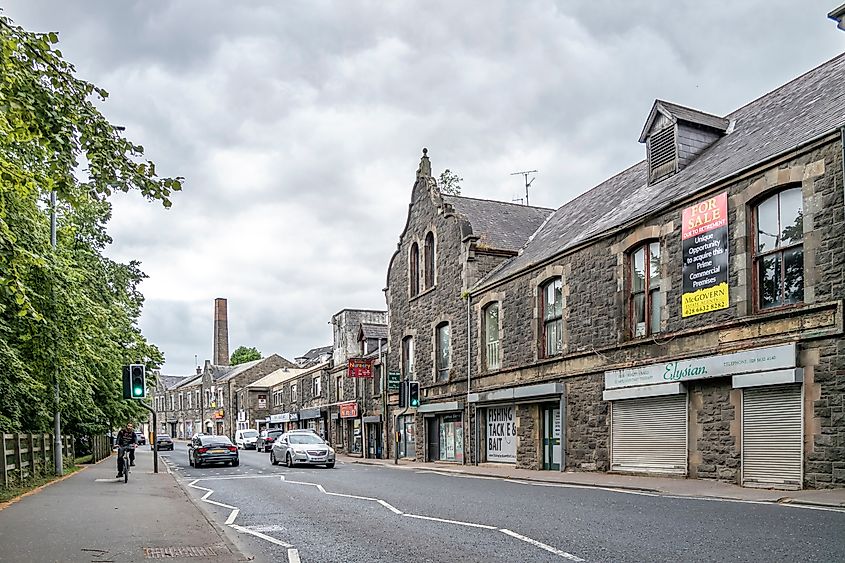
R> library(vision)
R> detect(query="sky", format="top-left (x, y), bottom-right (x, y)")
top-left (4, 1), bottom-right (843, 375)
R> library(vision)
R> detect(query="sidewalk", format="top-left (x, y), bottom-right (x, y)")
top-left (341, 455), bottom-right (845, 508)
top-left (0, 448), bottom-right (248, 563)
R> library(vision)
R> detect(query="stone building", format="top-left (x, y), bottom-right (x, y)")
top-left (238, 367), bottom-right (307, 432)
top-left (384, 151), bottom-right (553, 463)
top-left (453, 53), bottom-right (844, 490)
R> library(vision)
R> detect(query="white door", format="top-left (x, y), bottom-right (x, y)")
top-left (742, 385), bottom-right (803, 489)
top-left (611, 394), bottom-right (687, 475)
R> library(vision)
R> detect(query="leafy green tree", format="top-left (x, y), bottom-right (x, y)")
top-left (230, 346), bottom-right (262, 366)
top-left (438, 169), bottom-right (462, 196)
top-left (0, 13), bottom-right (181, 433)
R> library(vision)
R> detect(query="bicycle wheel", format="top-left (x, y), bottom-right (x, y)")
top-left (124, 458), bottom-right (129, 483)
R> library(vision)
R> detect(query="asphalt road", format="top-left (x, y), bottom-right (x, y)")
top-left (161, 443), bottom-right (845, 563)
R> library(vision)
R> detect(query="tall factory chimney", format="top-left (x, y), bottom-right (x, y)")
top-left (213, 298), bottom-right (229, 366)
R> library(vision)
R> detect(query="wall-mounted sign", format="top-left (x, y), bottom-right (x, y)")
top-left (299, 407), bottom-right (321, 420)
top-left (339, 401), bottom-right (359, 418)
top-left (269, 413), bottom-right (285, 423)
top-left (258, 395), bottom-right (267, 409)
top-left (682, 192), bottom-right (730, 317)
top-left (486, 406), bottom-right (516, 463)
top-left (387, 370), bottom-right (401, 391)
top-left (348, 358), bottom-right (374, 378)
top-left (604, 343), bottom-right (796, 389)
top-left (212, 409), bottom-right (225, 419)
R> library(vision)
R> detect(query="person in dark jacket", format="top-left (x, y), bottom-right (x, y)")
top-left (115, 423), bottom-right (138, 478)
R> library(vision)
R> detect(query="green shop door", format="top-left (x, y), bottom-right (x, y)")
top-left (543, 406), bottom-right (561, 470)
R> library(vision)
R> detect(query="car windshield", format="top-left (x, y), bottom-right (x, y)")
top-left (288, 434), bottom-right (324, 445)
top-left (268, 430), bottom-right (284, 437)
top-left (242, 430), bottom-right (258, 438)
top-left (201, 437), bottom-right (232, 446)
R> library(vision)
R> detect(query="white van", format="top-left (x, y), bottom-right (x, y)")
top-left (234, 429), bottom-right (259, 450)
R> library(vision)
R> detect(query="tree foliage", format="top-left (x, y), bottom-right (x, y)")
top-left (230, 346), bottom-right (262, 366)
top-left (0, 13), bottom-right (183, 433)
top-left (438, 169), bottom-right (462, 196)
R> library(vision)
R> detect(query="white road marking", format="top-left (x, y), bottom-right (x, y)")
top-left (287, 548), bottom-right (301, 563)
top-left (94, 478), bottom-right (117, 482)
top-left (500, 529), bottom-right (585, 562)
top-left (229, 524), bottom-right (293, 548)
top-left (245, 525), bottom-right (287, 533)
top-left (224, 509), bottom-right (240, 525)
top-left (377, 499), bottom-right (403, 515)
top-left (404, 513), bottom-right (496, 530)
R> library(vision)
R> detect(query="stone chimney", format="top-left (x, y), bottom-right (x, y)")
top-left (213, 298), bottom-right (229, 366)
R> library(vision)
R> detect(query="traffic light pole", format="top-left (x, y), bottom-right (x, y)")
top-left (138, 401), bottom-right (158, 474)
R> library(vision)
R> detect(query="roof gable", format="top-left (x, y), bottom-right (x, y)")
top-left (639, 99), bottom-right (730, 143)
top-left (442, 195), bottom-right (554, 253)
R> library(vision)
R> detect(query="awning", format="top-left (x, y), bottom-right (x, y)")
top-left (468, 382), bottom-right (563, 404)
top-left (416, 401), bottom-right (463, 414)
top-left (363, 415), bottom-right (381, 423)
top-left (299, 407), bottom-right (322, 420)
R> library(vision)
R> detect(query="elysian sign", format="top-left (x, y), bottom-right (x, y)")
top-left (604, 344), bottom-right (796, 390)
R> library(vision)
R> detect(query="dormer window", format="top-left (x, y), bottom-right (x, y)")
top-left (647, 126), bottom-right (677, 183)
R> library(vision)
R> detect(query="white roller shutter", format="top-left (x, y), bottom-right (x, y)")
top-left (611, 394), bottom-right (687, 475)
top-left (742, 385), bottom-right (803, 489)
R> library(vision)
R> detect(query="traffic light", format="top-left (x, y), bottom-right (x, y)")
top-left (123, 364), bottom-right (146, 399)
top-left (408, 381), bottom-right (420, 408)
top-left (398, 380), bottom-right (407, 408)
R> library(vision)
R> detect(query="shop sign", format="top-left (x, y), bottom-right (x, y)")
top-left (605, 343), bottom-right (796, 390)
top-left (212, 409), bottom-right (225, 420)
top-left (486, 406), bottom-right (516, 463)
top-left (258, 395), bottom-right (267, 409)
top-left (299, 407), bottom-right (321, 420)
top-left (387, 370), bottom-right (401, 391)
top-left (269, 413), bottom-right (285, 423)
top-left (339, 401), bottom-right (359, 418)
top-left (289, 413), bottom-right (299, 422)
top-left (681, 192), bottom-right (730, 317)
top-left (348, 358), bottom-right (373, 378)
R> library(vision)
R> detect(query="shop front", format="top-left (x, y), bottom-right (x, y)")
top-left (363, 415), bottom-right (383, 459)
top-left (397, 414), bottom-right (415, 458)
top-left (604, 343), bottom-right (803, 487)
top-left (340, 402), bottom-right (361, 455)
top-left (418, 402), bottom-right (464, 464)
top-left (299, 407), bottom-right (326, 439)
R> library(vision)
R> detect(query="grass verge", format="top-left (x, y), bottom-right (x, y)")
top-left (0, 464), bottom-right (83, 504)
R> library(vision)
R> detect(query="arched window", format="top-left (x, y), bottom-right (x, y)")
top-left (754, 187), bottom-right (803, 309)
top-left (409, 242), bottom-right (420, 297)
top-left (483, 302), bottom-right (500, 370)
top-left (435, 322), bottom-right (450, 382)
top-left (402, 336), bottom-right (415, 380)
top-left (630, 241), bottom-right (661, 338)
top-left (424, 232), bottom-right (435, 289)
top-left (540, 278), bottom-right (563, 357)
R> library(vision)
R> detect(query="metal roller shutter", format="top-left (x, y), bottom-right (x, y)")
top-left (611, 394), bottom-right (687, 475)
top-left (742, 385), bottom-right (803, 489)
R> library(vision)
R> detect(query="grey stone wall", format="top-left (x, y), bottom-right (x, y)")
top-left (806, 337), bottom-right (845, 489)
top-left (515, 404), bottom-right (541, 470)
top-left (689, 379), bottom-right (739, 483)
top-left (566, 374), bottom-right (608, 471)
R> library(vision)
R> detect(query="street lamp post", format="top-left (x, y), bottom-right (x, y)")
top-left (51, 190), bottom-right (63, 476)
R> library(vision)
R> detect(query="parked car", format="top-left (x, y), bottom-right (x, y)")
top-left (256, 429), bottom-right (285, 452)
top-left (134, 431), bottom-right (146, 446)
top-left (155, 434), bottom-right (174, 451)
top-left (270, 430), bottom-right (335, 468)
top-left (234, 429), bottom-right (259, 450)
top-left (188, 434), bottom-right (239, 468)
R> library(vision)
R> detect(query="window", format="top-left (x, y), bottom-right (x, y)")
top-left (540, 278), bottom-right (563, 357)
top-left (402, 336), bottom-right (415, 380)
top-left (187, 392), bottom-right (192, 409)
top-left (483, 302), bottom-right (500, 370)
top-left (291, 384), bottom-right (298, 403)
top-left (630, 241), bottom-right (662, 337)
top-left (373, 362), bottom-right (382, 395)
top-left (195, 390), bottom-right (199, 408)
top-left (436, 322), bottom-right (450, 382)
top-left (335, 375), bottom-right (343, 401)
top-left (754, 188), bottom-right (804, 309)
top-left (410, 242), bottom-right (420, 297)
top-left (313, 375), bottom-right (321, 397)
top-left (424, 232), bottom-right (435, 289)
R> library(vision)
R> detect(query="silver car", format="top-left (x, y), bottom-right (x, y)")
top-left (270, 431), bottom-right (335, 468)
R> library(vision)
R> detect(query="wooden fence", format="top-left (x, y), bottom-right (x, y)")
top-left (1, 433), bottom-right (75, 488)
top-left (87, 434), bottom-right (112, 465)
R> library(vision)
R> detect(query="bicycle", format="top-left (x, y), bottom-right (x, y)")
top-left (118, 445), bottom-right (135, 483)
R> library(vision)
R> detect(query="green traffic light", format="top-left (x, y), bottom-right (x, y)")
top-left (133, 387), bottom-right (143, 396)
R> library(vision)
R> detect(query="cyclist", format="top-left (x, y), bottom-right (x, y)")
top-left (115, 423), bottom-right (138, 478)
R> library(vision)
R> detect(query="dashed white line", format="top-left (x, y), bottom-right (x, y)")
top-left (224, 509), bottom-right (240, 525)
top-left (287, 548), bottom-right (301, 563)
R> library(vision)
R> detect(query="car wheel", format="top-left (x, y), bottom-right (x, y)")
top-left (286, 452), bottom-right (294, 468)
top-left (188, 455), bottom-right (193, 467)
top-left (326, 462), bottom-right (335, 469)
top-left (195, 457), bottom-right (202, 468)
top-left (270, 451), bottom-right (278, 465)
top-left (231, 459), bottom-right (239, 467)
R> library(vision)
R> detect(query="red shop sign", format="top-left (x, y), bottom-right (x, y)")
top-left (348, 358), bottom-right (373, 378)
top-left (339, 402), bottom-right (358, 418)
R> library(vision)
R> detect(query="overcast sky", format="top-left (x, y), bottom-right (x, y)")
top-left (5, 1), bottom-right (842, 375)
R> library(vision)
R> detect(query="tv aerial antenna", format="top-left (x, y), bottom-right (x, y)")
top-left (510, 170), bottom-right (538, 206)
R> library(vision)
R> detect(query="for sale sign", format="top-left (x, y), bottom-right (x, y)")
top-left (682, 192), bottom-right (730, 317)
top-left (486, 406), bottom-right (516, 463)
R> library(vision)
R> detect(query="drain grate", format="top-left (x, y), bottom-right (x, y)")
top-left (144, 546), bottom-right (218, 558)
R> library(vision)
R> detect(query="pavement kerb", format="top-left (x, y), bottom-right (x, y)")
top-left (346, 458), bottom-right (845, 508)
top-left (162, 453), bottom-right (257, 562)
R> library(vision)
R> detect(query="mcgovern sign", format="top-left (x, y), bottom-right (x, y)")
top-left (604, 344), bottom-right (796, 389)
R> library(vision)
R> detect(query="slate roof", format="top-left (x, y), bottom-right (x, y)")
top-left (173, 372), bottom-right (203, 389)
top-left (478, 52), bottom-right (845, 290)
top-left (159, 375), bottom-right (189, 389)
top-left (360, 323), bottom-right (388, 340)
top-left (248, 367), bottom-right (308, 388)
top-left (442, 195), bottom-right (554, 252)
top-left (217, 355), bottom-right (297, 382)
top-left (297, 346), bottom-right (332, 360)
top-left (639, 100), bottom-right (730, 142)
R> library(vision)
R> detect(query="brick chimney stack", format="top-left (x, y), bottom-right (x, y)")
top-left (213, 298), bottom-right (229, 366)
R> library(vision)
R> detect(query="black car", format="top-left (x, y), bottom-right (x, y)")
top-left (256, 429), bottom-right (284, 452)
top-left (155, 434), bottom-right (174, 451)
top-left (188, 434), bottom-right (239, 468)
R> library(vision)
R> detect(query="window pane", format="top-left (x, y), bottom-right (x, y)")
top-left (778, 188), bottom-right (803, 247)
top-left (649, 243), bottom-right (660, 288)
top-left (650, 290), bottom-right (661, 335)
top-left (758, 253), bottom-right (781, 309)
top-left (485, 304), bottom-right (499, 345)
top-left (756, 195), bottom-right (779, 252)
top-left (632, 247), bottom-right (646, 292)
top-left (553, 279), bottom-right (563, 317)
top-left (783, 246), bottom-right (804, 305)
top-left (545, 319), bottom-right (562, 355)
top-left (437, 324), bottom-right (450, 371)
top-left (633, 293), bottom-right (646, 337)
